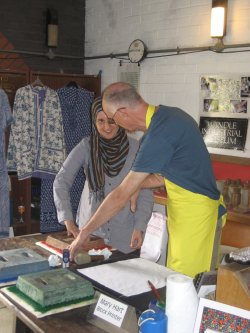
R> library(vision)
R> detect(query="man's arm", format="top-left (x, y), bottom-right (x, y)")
top-left (130, 174), bottom-right (164, 212)
top-left (69, 170), bottom-right (149, 260)
top-left (141, 174), bottom-right (165, 188)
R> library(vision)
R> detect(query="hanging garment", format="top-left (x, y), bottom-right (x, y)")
top-left (7, 85), bottom-right (66, 180)
top-left (57, 86), bottom-right (93, 154)
top-left (0, 89), bottom-right (13, 237)
top-left (40, 86), bottom-right (93, 233)
top-left (40, 178), bottom-right (65, 233)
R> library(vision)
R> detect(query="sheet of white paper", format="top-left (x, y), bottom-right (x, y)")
top-left (78, 258), bottom-right (174, 297)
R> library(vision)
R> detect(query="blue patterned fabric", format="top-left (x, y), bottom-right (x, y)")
top-left (40, 86), bottom-right (93, 233)
top-left (40, 178), bottom-right (65, 233)
top-left (0, 89), bottom-right (13, 238)
top-left (7, 85), bottom-right (66, 180)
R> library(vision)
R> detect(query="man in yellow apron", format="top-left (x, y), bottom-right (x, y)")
top-left (69, 82), bottom-right (227, 278)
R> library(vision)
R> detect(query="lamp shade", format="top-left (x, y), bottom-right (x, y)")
top-left (46, 9), bottom-right (58, 48)
top-left (210, 0), bottom-right (228, 38)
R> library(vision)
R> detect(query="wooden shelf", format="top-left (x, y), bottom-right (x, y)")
top-left (210, 153), bottom-right (250, 166)
top-left (222, 211), bottom-right (250, 248)
top-left (226, 211), bottom-right (250, 225)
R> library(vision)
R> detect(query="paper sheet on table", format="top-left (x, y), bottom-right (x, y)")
top-left (78, 258), bottom-right (174, 297)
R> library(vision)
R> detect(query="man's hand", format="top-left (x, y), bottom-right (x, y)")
top-left (68, 229), bottom-right (89, 261)
top-left (130, 229), bottom-right (143, 249)
top-left (64, 220), bottom-right (79, 238)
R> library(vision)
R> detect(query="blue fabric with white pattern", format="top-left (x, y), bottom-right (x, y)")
top-left (0, 89), bottom-right (13, 237)
top-left (40, 86), bottom-right (93, 233)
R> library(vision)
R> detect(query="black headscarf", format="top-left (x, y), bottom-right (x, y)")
top-left (86, 97), bottom-right (129, 200)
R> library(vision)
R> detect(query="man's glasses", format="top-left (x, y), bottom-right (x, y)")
top-left (102, 108), bottom-right (121, 125)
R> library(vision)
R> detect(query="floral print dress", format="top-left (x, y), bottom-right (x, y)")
top-left (0, 89), bottom-right (13, 237)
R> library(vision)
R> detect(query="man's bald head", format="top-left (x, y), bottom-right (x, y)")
top-left (102, 82), bottom-right (142, 110)
top-left (102, 82), bottom-right (148, 132)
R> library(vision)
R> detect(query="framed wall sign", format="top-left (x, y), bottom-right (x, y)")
top-left (199, 74), bottom-right (250, 158)
top-left (199, 117), bottom-right (248, 150)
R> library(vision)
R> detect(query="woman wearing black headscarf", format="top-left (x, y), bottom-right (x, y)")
top-left (54, 97), bottom-right (153, 253)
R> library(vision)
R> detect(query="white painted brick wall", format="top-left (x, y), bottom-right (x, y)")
top-left (84, 0), bottom-right (250, 157)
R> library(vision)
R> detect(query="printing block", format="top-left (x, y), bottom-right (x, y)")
top-left (16, 268), bottom-right (95, 307)
top-left (0, 248), bottom-right (49, 281)
top-left (45, 231), bottom-right (105, 251)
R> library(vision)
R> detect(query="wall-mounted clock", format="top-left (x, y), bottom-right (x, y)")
top-left (128, 39), bottom-right (147, 63)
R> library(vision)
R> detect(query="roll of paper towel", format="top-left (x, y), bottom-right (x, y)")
top-left (165, 273), bottom-right (198, 333)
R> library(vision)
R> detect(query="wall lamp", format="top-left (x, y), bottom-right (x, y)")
top-left (46, 9), bottom-right (58, 47)
top-left (46, 9), bottom-right (58, 59)
top-left (210, 0), bottom-right (228, 52)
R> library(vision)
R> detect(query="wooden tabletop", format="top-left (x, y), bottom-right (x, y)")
top-left (0, 233), bottom-right (136, 333)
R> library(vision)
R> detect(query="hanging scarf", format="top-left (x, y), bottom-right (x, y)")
top-left (87, 97), bottom-right (129, 200)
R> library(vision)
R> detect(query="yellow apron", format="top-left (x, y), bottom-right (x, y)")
top-left (146, 105), bottom-right (226, 277)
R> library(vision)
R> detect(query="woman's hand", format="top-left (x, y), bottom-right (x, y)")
top-left (64, 220), bottom-right (80, 238)
top-left (130, 229), bottom-right (143, 249)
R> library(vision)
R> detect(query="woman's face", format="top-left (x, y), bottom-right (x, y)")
top-left (96, 111), bottom-right (119, 139)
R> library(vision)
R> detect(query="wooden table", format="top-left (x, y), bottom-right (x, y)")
top-left (0, 233), bottom-right (140, 333)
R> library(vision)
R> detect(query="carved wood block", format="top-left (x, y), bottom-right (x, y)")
top-left (16, 268), bottom-right (94, 307)
top-left (0, 248), bottom-right (49, 281)
top-left (45, 232), bottom-right (105, 251)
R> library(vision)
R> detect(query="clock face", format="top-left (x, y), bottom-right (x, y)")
top-left (128, 39), bottom-right (147, 63)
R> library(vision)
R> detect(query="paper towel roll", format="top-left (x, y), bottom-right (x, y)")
top-left (165, 273), bottom-right (198, 333)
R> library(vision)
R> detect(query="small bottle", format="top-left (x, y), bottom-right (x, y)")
top-left (228, 179), bottom-right (235, 205)
top-left (222, 182), bottom-right (230, 208)
top-left (234, 179), bottom-right (242, 208)
top-left (231, 186), bottom-right (241, 208)
top-left (247, 180), bottom-right (250, 208)
top-left (235, 178), bottom-right (242, 190)
top-left (241, 182), bottom-right (249, 208)
top-left (216, 179), bottom-right (225, 193)
top-left (62, 249), bottom-right (70, 268)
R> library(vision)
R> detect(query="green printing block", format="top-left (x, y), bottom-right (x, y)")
top-left (0, 248), bottom-right (49, 281)
top-left (16, 268), bottom-right (95, 307)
